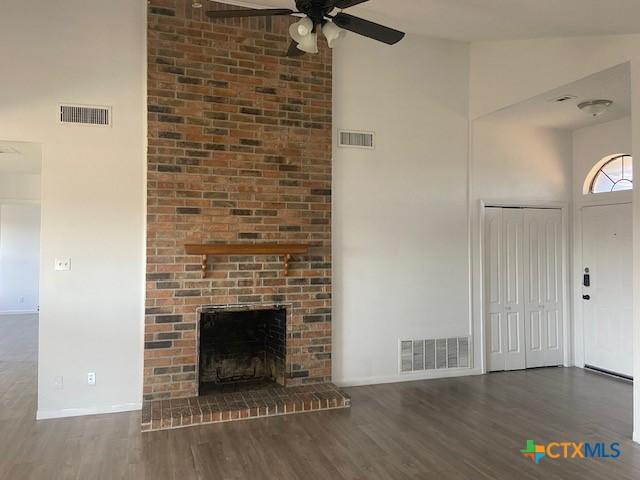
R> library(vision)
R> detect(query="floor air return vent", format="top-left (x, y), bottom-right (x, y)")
top-left (400, 337), bottom-right (470, 373)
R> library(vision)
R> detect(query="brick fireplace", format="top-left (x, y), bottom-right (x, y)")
top-left (144, 0), bottom-right (334, 406)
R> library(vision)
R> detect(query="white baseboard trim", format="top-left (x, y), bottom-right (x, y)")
top-left (0, 310), bottom-right (39, 315)
top-left (334, 368), bottom-right (483, 388)
top-left (36, 402), bottom-right (142, 420)
top-left (633, 432), bottom-right (640, 445)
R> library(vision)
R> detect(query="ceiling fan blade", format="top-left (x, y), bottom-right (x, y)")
top-left (333, 12), bottom-right (405, 45)
top-left (207, 8), bottom-right (294, 19)
top-left (334, 0), bottom-right (370, 9)
top-left (286, 40), bottom-right (305, 57)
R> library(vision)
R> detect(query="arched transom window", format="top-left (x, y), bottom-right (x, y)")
top-left (590, 154), bottom-right (633, 193)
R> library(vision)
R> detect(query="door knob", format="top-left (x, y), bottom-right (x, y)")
top-left (582, 295), bottom-right (591, 300)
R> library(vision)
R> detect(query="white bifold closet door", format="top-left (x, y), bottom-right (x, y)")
top-left (485, 208), bottom-right (526, 371)
top-left (522, 209), bottom-right (563, 368)
top-left (485, 207), bottom-right (563, 372)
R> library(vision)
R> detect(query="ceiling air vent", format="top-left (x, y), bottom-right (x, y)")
top-left (400, 336), bottom-right (471, 373)
top-left (59, 104), bottom-right (112, 127)
top-left (549, 95), bottom-right (577, 104)
top-left (0, 146), bottom-right (19, 155)
top-left (338, 130), bottom-right (375, 149)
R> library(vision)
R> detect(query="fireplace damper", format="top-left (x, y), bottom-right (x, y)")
top-left (199, 307), bottom-right (286, 395)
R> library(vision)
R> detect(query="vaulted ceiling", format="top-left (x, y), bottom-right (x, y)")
top-left (220, 0), bottom-right (640, 42)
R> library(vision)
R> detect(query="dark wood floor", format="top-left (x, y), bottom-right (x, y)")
top-left (1, 314), bottom-right (639, 479)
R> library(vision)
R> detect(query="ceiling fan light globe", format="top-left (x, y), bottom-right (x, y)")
top-left (289, 21), bottom-right (308, 44)
top-left (297, 32), bottom-right (319, 54)
top-left (296, 17), bottom-right (314, 36)
top-left (323, 21), bottom-right (346, 48)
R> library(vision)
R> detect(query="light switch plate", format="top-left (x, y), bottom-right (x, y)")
top-left (55, 258), bottom-right (71, 271)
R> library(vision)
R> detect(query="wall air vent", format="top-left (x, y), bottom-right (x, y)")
top-left (338, 130), bottom-right (375, 149)
top-left (400, 337), bottom-right (471, 373)
top-left (59, 104), bottom-right (112, 127)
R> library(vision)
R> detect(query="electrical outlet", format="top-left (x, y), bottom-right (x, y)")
top-left (19, 297), bottom-right (24, 304)
top-left (87, 372), bottom-right (96, 386)
top-left (54, 376), bottom-right (64, 389)
top-left (55, 258), bottom-right (71, 271)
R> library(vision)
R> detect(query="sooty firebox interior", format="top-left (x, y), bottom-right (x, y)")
top-left (199, 307), bottom-right (286, 395)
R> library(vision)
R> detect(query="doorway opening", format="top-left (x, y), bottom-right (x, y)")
top-left (0, 140), bottom-right (42, 420)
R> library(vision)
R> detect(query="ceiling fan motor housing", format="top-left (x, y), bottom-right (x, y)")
top-left (295, 0), bottom-right (336, 24)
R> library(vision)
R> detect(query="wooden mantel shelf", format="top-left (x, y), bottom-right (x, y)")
top-left (185, 243), bottom-right (309, 278)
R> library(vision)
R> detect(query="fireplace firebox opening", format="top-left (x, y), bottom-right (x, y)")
top-left (198, 306), bottom-right (286, 395)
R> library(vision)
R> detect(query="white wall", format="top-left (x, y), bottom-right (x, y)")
top-left (0, 204), bottom-right (41, 313)
top-left (571, 117), bottom-right (633, 369)
top-left (332, 33), bottom-right (473, 386)
top-left (0, 0), bottom-right (146, 417)
top-left (472, 121), bottom-right (573, 203)
top-left (470, 120), bottom-right (573, 370)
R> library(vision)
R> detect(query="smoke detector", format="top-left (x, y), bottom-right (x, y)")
top-left (578, 99), bottom-right (613, 117)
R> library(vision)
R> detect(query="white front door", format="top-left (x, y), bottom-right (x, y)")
top-left (522, 209), bottom-right (563, 368)
top-left (485, 208), bottom-right (526, 371)
top-left (582, 203), bottom-right (633, 377)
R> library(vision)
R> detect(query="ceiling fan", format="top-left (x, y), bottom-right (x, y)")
top-left (206, 0), bottom-right (405, 56)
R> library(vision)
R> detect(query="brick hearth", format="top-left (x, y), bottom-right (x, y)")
top-left (141, 384), bottom-right (350, 432)
top-left (145, 0), bottom-right (334, 408)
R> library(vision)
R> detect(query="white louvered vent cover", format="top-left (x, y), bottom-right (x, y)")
top-left (59, 104), bottom-right (112, 127)
top-left (400, 337), bottom-right (471, 373)
top-left (338, 130), bottom-right (375, 149)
